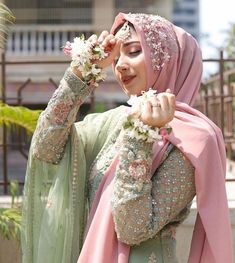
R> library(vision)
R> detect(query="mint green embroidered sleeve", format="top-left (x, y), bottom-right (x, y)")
top-left (111, 133), bottom-right (195, 246)
top-left (32, 68), bottom-right (93, 164)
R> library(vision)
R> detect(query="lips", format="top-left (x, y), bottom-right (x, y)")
top-left (121, 75), bottom-right (136, 85)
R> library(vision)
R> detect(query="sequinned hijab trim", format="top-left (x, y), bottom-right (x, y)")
top-left (126, 13), bottom-right (177, 71)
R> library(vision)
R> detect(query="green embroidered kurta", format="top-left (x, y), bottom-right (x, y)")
top-left (21, 68), bottom-right (196, 263)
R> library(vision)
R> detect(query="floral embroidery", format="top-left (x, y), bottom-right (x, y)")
top-left (166, 246), bottom-right (172, 258)
top-left (128, 159), bottom-right (150, 181)
top-left (32, 68), bottom-right (92, 164)
top-left (127, 13), bottom-right (177, 71)
top-left (53, 102), bottom-right (73, 125)
top-left (148, 252), bottom-right (157, 263)
top-left (46, 199), bottom-right (53, 208)
top-left (111, 145), bottom-right (195, 246)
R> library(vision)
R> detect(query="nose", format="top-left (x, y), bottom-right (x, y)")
top-left (115, 56), bottom-right (129, 72)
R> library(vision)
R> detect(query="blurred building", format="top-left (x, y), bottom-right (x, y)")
top-left (172, 0), bottom-right (200, 40)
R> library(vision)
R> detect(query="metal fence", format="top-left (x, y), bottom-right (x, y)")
top-left (194, 51), bottom-right (235, 166)
top-left (1, 51), bottom-right (235, 194)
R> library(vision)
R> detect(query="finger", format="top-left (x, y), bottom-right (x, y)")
top-left (98, 30), bottom-right (109, 43)
top-left (149, 96), bottom-right (160, 108)
top-left (157, 94), bottom-right (169, 112)
top-left (141, 101), bottom-right (152, 125)
top-left (102, 38), bottom-right (122, 65)
top-left (166, 88), bottom-right (172, 93)
top-left (149, 97), bottom-right (160, 114)
top-left (102, 34), bottom-right (115, 48)
top-left (87, 34), bottom-right (98, 44)
top-left (168, 94), bottom-right (176, 117)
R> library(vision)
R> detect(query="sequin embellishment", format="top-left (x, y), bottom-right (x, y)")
top-left (127, 13), bottom-right (178, 70)
top-left (148, 252), bottom-right (157, 263)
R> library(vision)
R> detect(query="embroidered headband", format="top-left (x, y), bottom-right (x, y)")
top-left (112, 13), bottom-right (178, 71)
top-left (115, 21), bottom-right (131, 41)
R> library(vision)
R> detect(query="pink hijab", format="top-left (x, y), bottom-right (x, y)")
top-left (78, 13), bottom-right (233, 263)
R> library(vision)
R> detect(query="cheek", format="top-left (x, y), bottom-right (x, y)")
top-left (113, 67), bottom-right (119, 79)
top-left (135, 54), bottom-right (145, 71)
top-left (138, 58), bottom-right (147, 82)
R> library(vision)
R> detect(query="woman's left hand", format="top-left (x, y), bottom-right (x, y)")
top-left (130, 89), bottom-right (176, 128)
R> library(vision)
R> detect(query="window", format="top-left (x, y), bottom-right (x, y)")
top-left (5, 0), bottom-right (92, 24)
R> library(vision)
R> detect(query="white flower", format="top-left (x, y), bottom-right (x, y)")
top-left (127, 95), bottom-right (139, 106)
top-left (63, 35), bottom-right (108, 86)
top-left (127, 89), bottom-right (158, 106)
top-left (148, 129), bottom-right (161, 141)
top-left (99, 70), bottom-right (107, 80)
top-left (90, 64), bottom-right (101, 76)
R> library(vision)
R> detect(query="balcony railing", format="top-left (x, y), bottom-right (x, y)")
top-left (6, 25), bottom-right (95, 55)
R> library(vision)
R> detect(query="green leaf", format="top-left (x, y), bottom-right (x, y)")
top-left (0, 103), bottom-right (42, 133)
top-left (0, 207), bottom-right (22, 242)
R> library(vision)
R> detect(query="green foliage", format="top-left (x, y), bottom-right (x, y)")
top-left (224, 23), bottom-right (235, 58)
top-left (223, 22), bottom-right (235, 74)
top-left (0, 207), bottom-right (21, 242)
top-left (10, 181), bottom-right (20, 209)
top-left (0, 3), bottom-right (15, 49)
top-left (0, 181), bottom-right (21, 243)
top-left (0, 103), bottom-right (42, 133)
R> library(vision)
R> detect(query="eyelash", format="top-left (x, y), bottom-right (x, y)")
top-left (114, 50), bottom-right (141, 64)
top-left (129, 50), bottom-right (141, 56)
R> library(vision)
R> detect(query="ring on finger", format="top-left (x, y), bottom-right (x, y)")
top-left (152, 103), bottom-right (161, 108)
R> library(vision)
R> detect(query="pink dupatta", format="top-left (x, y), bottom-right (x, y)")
top-left (78, 13), bottom-right (233, 263)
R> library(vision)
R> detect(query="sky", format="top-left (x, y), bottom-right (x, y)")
top-left (199, 0), bottom-right (235, 75)
top-left (200, 0), bottom-right (235, 56)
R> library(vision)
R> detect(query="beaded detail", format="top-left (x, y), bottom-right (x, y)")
top-left (115, 21), bottom-right (131, 41)
top-left (32, 68), bottom-right (93, 164)
top-left (127, 13), bottom-right (178, 71)
top-left (148, 252), bottom-right (157, 263)
top-left (111, 145), bottom-right (195, 245)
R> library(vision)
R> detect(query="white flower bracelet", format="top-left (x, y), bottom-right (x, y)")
top-left (123, 89), bottom-right (172, 143)
top-left (123, 115), bottom-right (172, 143)
top-left (63, 35), bottom-right (108, 87)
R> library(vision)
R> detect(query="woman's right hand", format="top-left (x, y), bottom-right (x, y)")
top-left (95, 31), bottom-right (123, 69)
top-left (71, 31), bottom-right (122, 78)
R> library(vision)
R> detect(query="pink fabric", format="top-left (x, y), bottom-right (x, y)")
top-left (78, 13), bottom-right (233, 263)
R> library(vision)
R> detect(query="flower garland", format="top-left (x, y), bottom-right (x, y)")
top-left (127, 88), bottom-right (157, 106)
top-left (123, 115), bottom-right (162, 143)
top-left (63, 35), bottom-right (108, 87)
top-left (123, 89), bottom-right (172, 143)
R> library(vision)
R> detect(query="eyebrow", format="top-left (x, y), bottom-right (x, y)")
top-left (123, 41), bottom-right (141, 47)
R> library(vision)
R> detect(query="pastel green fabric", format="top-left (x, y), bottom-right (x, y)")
top-left (22, 104), bottom-right (183, 263)
top-left (128, 235), bottom-right (177, 263)
top-left (21, 106), bottom-right (123, 263)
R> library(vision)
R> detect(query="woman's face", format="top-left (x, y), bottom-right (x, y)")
top-left (114, 28), bottom-right (147, 96)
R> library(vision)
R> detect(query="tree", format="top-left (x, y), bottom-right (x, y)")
top-left (224, 23), bottom-right (235, 58)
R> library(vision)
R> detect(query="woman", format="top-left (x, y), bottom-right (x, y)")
top-left (21, 13), bottom-right (233, 263)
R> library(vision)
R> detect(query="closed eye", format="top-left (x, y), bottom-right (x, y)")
top-left (129, 50), bottom-right (141, 56)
